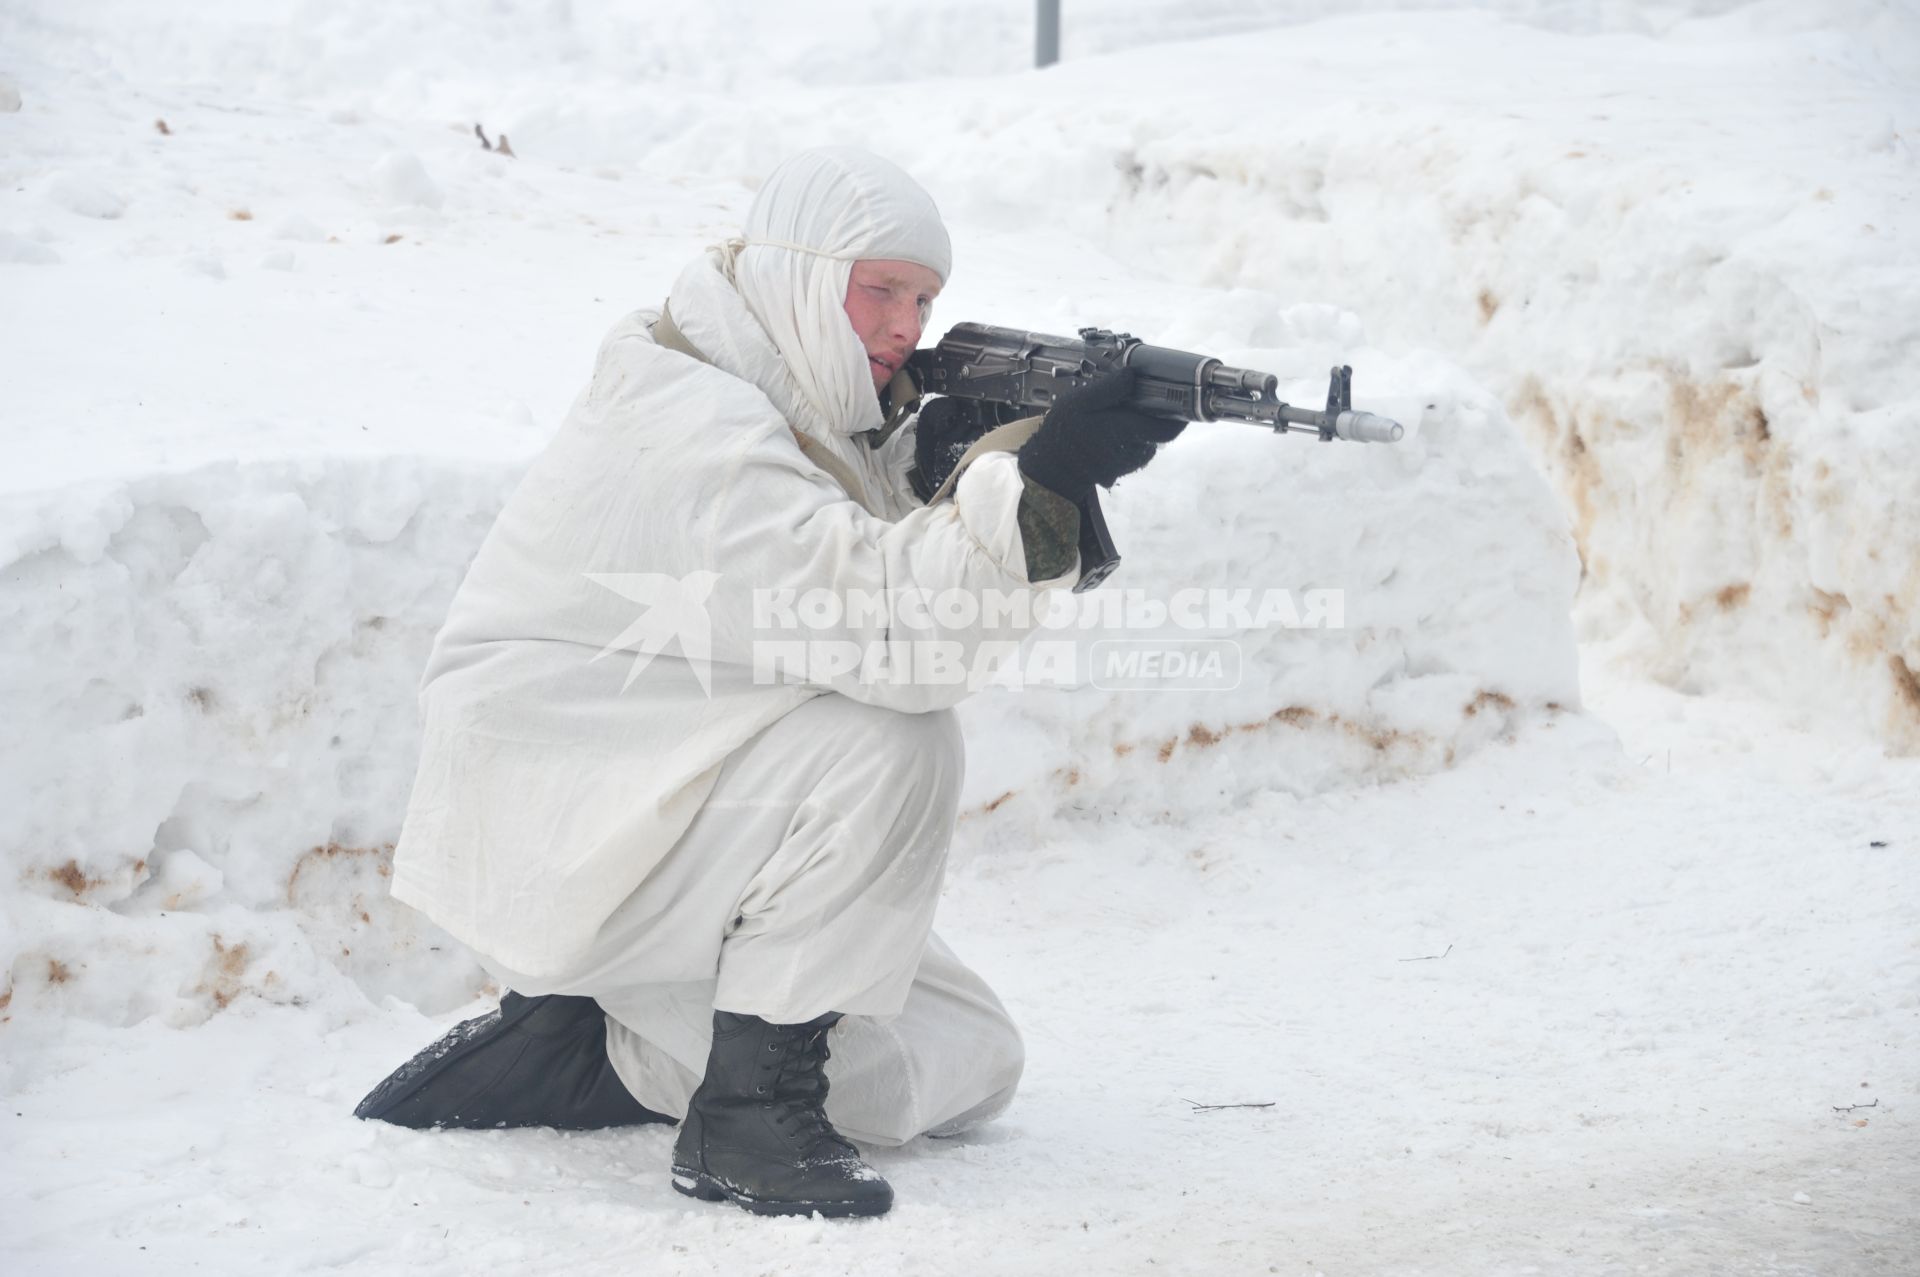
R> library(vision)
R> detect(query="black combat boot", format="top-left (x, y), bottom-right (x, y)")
top-left (354, 992), bottom-right (672, 1131)
top-left (671, 1010), bottom-right (892, 1218)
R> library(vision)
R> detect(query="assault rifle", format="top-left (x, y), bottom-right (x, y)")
top-left (907, 323), bottom-right (1405, 590)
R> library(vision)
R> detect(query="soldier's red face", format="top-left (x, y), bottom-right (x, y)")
top-left (843, 259), bottom-right (942, 392)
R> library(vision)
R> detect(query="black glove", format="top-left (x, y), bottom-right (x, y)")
top-left (1016, 369), bottom-right (1186, 500)
top-left (911, 395), bottom-right (1012, 501)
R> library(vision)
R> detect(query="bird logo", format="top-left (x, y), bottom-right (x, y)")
top-left (584, 570), bottom-right (722, 696)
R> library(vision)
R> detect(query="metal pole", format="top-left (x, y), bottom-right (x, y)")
top-left (1036, 0), bottom-right (1060, 68)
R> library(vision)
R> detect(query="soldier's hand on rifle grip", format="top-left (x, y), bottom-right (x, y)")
top-left (1017, 369), bottom-right (1185, 501)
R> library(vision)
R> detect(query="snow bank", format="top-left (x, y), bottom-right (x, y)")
top-left (1083, 5), bottom-right (1920, 750)
top-left (1, 460), bottom-right (518, 1029)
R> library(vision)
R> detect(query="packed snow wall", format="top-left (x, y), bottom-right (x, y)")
top-left (0, 463), bottom-right (520, 1027)
top-left (1086, 5), bottom-right (1920, 753)
top-left (0, 378), bottom-right (1577, 1026)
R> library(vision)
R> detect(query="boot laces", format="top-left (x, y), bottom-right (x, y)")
top-left (767, 1025), bottom-right (851, 1156)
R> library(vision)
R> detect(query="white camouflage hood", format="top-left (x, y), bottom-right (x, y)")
top-left (704, 147), bottom-right (951, 439)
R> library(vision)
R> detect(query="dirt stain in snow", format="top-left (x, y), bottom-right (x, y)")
top-left (1464, 690), bottom-right (1516, 717)
top-left (203, 935), bottom-right (251, 1010)
top-left (1666, 371), bottom-right (1773, 480)
top-left (284, 840), bottom-right (393, 907)
top-left (1514, 362), bottom-right (1919, 752)
top-left (42, 857), bottom-right (130, 900)
top-left (1514, 374), bottom-right (1606, 560)
top-left (47, 859), bottom-right (93, 896)
top-left (1156, 701), bottom-right (1444, 764)
top-left (967, 696), bottom-right (1527, 819)
top-left (1809, 587), bottom-right (1849, 636)
top-left (1891, 656), bottom-right (1920, 717)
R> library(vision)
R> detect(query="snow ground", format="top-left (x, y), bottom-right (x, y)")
top-left (6, 659), bottom-right (1915, 1276)
top-left (2, 2), bottom-right (1917, 1274)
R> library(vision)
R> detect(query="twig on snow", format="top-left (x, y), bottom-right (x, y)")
top-left (474, 123), bottom-right (516, 157)
top-left (1399, 943), bottom-right (1454, 962)
top-left (1182, 1098), bottom-right (1275, 1113)
top-left (1832, 1099), bottom-right (1878, 1113)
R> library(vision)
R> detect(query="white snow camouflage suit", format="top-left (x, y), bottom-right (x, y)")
top-left (389, 148), bottom-right (1077, 1143)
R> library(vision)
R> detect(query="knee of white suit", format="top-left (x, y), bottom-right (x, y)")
top-left (818, 996), bottom-right (1025, 1148)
